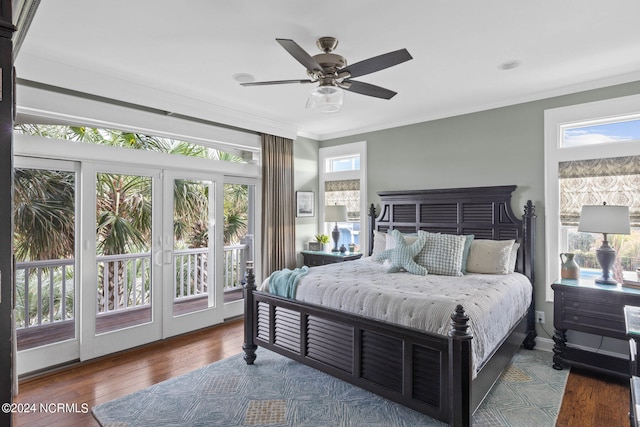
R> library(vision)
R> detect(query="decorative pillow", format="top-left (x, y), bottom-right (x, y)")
top-left (384, 232), bottom-right (418, 250)
top-left (416, 231), bottom-right (466, 276)
top-left (461, 235), bottom-right (474, 274)
top-left (465, 239), bottom-right (515, 275)
top-left (371, 230), bottom-right (387, 259)
top-left (508, 242), bottom-right (520, 273)
top-left (372, 229), bottom-right (427, 275)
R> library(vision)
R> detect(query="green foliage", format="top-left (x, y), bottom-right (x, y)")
top-left (315, 234), bottom-right (330, 244)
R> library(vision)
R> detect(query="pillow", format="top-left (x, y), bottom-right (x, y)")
top-left (465, 239), bottom-right (515, 275)
top-left (508, 242), bottom-right (520, 273)
top-left (372, 229), bottom-right (427, 275)
top-left (385, 232), bottom-right (418, 250)
top-left (461, 235), bottom-right (475, 274)
top-left (371, 230), bottom-right (387, 259)
top-left (416, 231), bottom-right (466, 276)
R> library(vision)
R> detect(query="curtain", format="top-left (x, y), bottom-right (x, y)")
top-left (261, 134), bottom-right (296, 277)
top-left (560, 155), bottom-right (640, 226)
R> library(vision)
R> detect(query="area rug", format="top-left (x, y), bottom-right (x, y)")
top-left (93, 348), bottom-right (568, 427)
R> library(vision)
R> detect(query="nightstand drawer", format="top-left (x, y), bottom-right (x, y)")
top-left (560, 311), bottom-right (625, 336)
top-left (561, 296), bottom-right (622, 319)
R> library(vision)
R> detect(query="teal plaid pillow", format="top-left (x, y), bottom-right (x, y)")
top-left (416, 231), bottom-right (466, 276)
top-left (372, 229), bottom-right (427, 275)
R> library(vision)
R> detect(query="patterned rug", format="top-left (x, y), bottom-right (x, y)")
top-left (92, 348), bottom-right (568, 427)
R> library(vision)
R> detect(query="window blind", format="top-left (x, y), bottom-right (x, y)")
top-left (559, 155), bottom-right (640, 226)
top-left (325, 179), bottom-right (360, 221)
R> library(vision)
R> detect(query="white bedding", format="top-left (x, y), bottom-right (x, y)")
top-left (260, 258), bottom-right (532, 375)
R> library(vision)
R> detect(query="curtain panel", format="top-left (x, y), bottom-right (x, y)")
top-left (559, 155), bottom-right (640, 226)
top-left (261, 134), bottom-right (296, 277)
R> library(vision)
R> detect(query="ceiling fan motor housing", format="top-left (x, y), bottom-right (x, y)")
top-left (310, 53), bottom-right (347, 76)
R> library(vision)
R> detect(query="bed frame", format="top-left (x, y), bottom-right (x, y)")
top-left (243, 185), bottom-right (537, 427)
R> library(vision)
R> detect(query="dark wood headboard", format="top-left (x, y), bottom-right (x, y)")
top-left (367, 185), bottom-right (536, 284)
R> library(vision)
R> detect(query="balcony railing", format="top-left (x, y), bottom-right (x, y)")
top-left (15, 243), bottom-right (250, 330)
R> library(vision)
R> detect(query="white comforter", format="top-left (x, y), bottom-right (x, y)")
top-left (260, 258), bottom-right (532, 375)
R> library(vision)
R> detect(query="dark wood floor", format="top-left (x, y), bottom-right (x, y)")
top-left (13, 319), bottom-right (630, 427)
top-left (556, 367), bottom-right (629, 426)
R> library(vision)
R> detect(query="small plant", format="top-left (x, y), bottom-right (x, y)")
top-left (315, 234), bottom-right (330, 244)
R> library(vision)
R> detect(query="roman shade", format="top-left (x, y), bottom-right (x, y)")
top-left (324, 179), bottom-right (360, 221)
top-left (559, 155), bottom-right (640, 227)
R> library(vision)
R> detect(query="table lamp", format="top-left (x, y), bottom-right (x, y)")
top-left (578, 203), bottom-right (630, 285)
top-left (324, 204), bottom-right (347, 252)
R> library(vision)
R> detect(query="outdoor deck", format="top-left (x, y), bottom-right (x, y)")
top-left (16, 288), bottom-right (244, 351)
top-left (16, 244), bottom-right (249, 352)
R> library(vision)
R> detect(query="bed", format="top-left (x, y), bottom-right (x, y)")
top-left (243, 185), bottom-right (537, 427)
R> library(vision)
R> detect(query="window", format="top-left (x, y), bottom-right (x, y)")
top-left (319, 142), bottom-right (367, 253)
top-left (326, 155), bottom-right (360, 172)
top-left (562, 118), bottom-right (640, 147)
top-left (545, 94), bottom-right (640, 299)
top-left (14, 124), bottom-right (247, 162)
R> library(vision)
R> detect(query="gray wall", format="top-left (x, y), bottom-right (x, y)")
top-left (293, 136), bottom-right (320, 266)
top-left (313, 80), bottom-right (640, 340)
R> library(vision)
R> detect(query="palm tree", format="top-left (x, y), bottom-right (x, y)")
top-left (224, 183), bottom-right (248, 245)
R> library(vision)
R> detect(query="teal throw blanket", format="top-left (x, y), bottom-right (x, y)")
top-left (269, 266), bottom-right (310, 299)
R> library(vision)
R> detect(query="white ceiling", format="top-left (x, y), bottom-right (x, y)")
top-left (14, 0), bottom-right (640, 141)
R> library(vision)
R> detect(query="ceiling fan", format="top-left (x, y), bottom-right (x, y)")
top-left (240, 37), bottom-right (413, 112)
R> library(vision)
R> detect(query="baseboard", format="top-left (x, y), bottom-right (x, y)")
top-left (533, 336), bottom-right (554, 352)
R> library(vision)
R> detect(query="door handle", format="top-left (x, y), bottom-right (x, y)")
top-left (154, 251), bottom-right (163, 267)
top-left (164, 250), bottom-right (173, 265)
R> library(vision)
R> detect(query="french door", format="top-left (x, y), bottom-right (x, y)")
top-left (162, 170), bottom-right (223, 338)
top-left (14, 157), bottom-right (81, 374)
top-left (16, 160), bottom-right (225, 373)
top-left (83, 163), bottom-right (164, 359)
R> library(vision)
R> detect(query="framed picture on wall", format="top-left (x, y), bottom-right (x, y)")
top-left (296, 191), bottom-right (314, 217)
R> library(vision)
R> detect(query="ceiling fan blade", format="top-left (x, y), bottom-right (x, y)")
top-left (276, 38), bottom-right (325, 73)
top-left (241, 79), bottom-right (314, 86)
top-left (341, 48), bottom-right (412, 79)
top-left (341, 80), bottom-right (397, 99)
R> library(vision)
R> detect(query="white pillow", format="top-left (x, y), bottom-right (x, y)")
top-left (385, 232), bottom-right (418, 250)
top-left (466, 239), bottom-right (515, 275)
top-left (508, 242), bottom-right (520, 273)
top-left (416, 231), bottom-right (466, 276)
top-left (371, 230), bottom-right (387, 259)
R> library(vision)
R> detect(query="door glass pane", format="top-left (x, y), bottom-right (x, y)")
top-left (173, 179), bottom-right (212, 315)
top-left (223, 183), bottom-right (255, 303)
top-left (96, 173), bottom-right (152, 333)
top-left (14, 167), bottom-right (76, 350)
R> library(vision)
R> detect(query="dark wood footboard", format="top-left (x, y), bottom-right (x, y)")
top-left (243, 263), bottom-right (475, 426)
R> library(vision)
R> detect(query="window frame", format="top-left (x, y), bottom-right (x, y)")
top-left (544, 93), bottom-right (640, 301)
top-left (319, 141), bottom-right (367, 253)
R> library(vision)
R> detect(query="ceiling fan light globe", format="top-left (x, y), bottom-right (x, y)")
top-left (307, 86), bottom-right (344, 113)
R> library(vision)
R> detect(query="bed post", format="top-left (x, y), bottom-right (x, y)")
top-left (449, 305), bottom-right (472, 427)
top-left (243, 261), bottom-right (257, 365)
top-left (368, 203), bottom-right (376, 256)
top-left (522, 200), bottom-right (537, 350)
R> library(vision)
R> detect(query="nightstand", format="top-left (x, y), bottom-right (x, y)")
top-left (301, 250), bottom-right (363, 267)
top-left (625, 306), bottom-right (640, 427)
top-left (552, 278), bottom-right (640, 378)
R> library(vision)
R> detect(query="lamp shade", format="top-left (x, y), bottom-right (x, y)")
top-left (324, 205), bottom-right (347, 223)
top-left (578, 204), bottom-right (631, 235)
